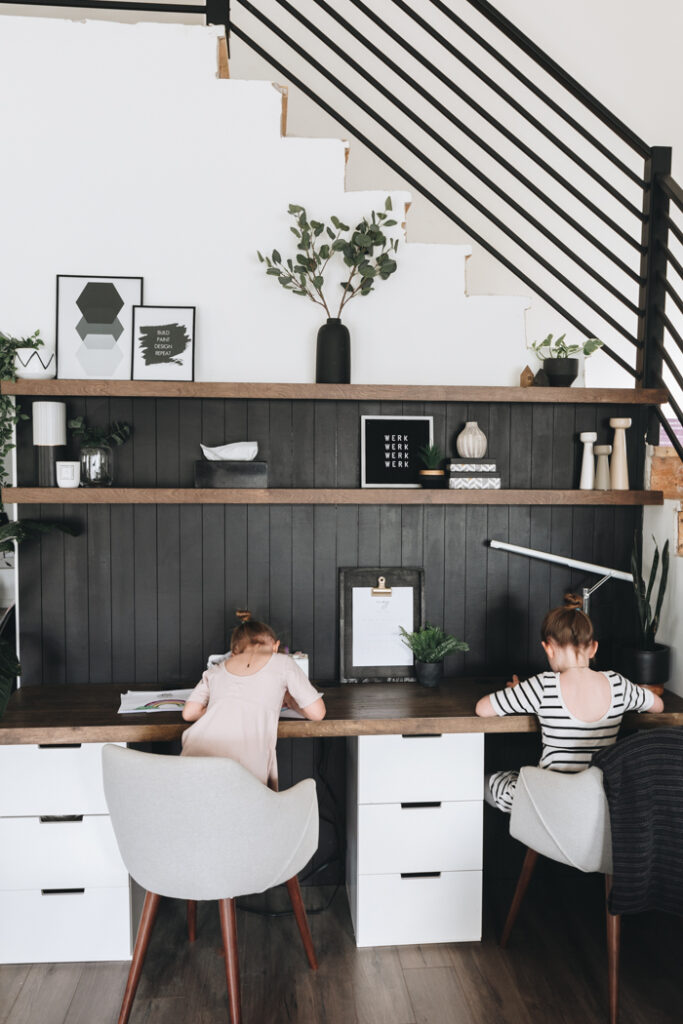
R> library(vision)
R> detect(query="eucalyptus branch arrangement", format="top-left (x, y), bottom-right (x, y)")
top-left (529, 333), bottom-right (603, 360)
top-left (0, 329), bottom-right (43, 496)
top-left (68, 416), bottom-right (132, 448)
top-left (257, 197), bottom-right (399, 318)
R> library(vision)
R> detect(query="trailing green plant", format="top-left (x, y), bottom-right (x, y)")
top-left (257, 197), bottom-right (399, 318)
top-left (419, 443), bottom-right (444, 470)
top-left (0, 329), bottom-right (44, 498)
top-left (528, 333), bottom-right (603, 360)
top-left (399, 624), bottom-right (469, 664)
top-left (68, 416), bottom-right (132, 448)
top-left (631, 532), bottom-right (670, 650)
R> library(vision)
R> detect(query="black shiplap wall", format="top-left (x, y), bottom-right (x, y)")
top-left (17, 397), bottom-right (646, 688)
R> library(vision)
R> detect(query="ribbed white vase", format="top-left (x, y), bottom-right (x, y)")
top-left (455, 421), bottom-right (487, 458)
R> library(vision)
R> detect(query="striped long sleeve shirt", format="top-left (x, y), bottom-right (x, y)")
top-left (489, 671), bottom-right (655, 773)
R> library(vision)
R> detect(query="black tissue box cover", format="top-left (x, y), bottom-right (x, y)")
top-left (194, 461), bottom-right (268, 488)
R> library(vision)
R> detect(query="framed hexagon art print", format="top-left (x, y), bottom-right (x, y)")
top-left (56, 275), bottom-right (143, 380)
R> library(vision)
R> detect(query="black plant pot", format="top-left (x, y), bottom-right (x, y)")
top-left (415, 661), bottom-right (443, 688)
top-left (316, 318), bottom-right (350, 384)
top-left (619, 644), bottom-right (670, 686)
top-left (418, 469), bottom-right (446, 489)
top-left (543, 357), bottom-right (579, 387)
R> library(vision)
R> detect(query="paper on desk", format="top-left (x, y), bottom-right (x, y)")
top-left (352, 587), bottom-right (413, 667)
top-left (118, 690), bottom-right (193, 714)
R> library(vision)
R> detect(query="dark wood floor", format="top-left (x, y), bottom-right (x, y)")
top-left (1, 868), bottom-right (681, 1024)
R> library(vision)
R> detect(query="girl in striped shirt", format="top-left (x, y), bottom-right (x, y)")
top-left (475, 595), bottom-right (664, 812)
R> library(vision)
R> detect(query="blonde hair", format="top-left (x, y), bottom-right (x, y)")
top-left (540, 593), bottom-right (594, 648)
top-left (229, 615), bottom-right (278, 655)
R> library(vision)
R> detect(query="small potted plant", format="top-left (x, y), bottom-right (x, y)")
top-left (418, 443), bottom-right (445, 488)
top-left (258, 198), bottom-right (399, 384)
top-left (528, 333), bottom-right (603, 387)
top-left (620, 533), bottom-right (670, 687)
top-left (68, 416), bottom-right (132, 487)
top-left (399, 624), bottom-right (469, 687)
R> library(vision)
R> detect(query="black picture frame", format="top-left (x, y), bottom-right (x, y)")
top-left (56, 274), bottom-right (143, 380)
top-left (131, 305), bottom-right (196, 382)
top-left (339, 567), bottom-right (425, 683)
top-left (360, 415), bottom-right (433, 488)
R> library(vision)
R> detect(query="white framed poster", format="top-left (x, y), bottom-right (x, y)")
top-left (132, 306), bottom-right (195, 381)
top-left (56, 274), bottom-right (142, 380)
top-left (360, 415), bottom-right (433, 488)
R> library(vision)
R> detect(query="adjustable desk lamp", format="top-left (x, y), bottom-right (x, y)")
top-left (488, 540), bottom-right (633, 614)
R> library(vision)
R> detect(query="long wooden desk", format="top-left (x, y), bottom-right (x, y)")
top-left (2, 678), bottom-right (682, 743)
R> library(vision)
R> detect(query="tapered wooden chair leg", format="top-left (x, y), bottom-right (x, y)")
top-left (117, 890), bottom-right (161, 1024)
top-left (500, 848), bottom-right (540, 948)
top-left (219, 898), bottom-right (241, 1024)
top-left (286, 875), bottom-right (318, 970)
top-left (605, 876), bottom-right (621, 1024)
top-left (187, 900), bottom-right (197, 942)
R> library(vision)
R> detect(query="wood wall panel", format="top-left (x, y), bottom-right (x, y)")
top-left (16, 397), bottom-right (646, 688)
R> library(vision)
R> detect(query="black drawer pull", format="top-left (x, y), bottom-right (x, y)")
top-left (39, 815), bottom-right (84, 824)
top-left (38, 743), bottom-right (82, 749)
top-left (400, 872), bottom-right (441, 879)
top-left (400, 802), bottom-right (441, 809)
top-left (401, 734), bottom-right (442, 739)
top-left (41, 888), bottom-right (85, 896)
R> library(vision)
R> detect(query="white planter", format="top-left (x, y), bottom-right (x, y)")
top-left (14, 348), bottom-right (56, 380)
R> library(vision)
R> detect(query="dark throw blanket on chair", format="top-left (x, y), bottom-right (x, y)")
top-left (593, 727), bottom-right (683, 916)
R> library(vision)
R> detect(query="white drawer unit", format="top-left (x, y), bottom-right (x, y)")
top-left (0, 742), bottom-right (133, 964)
top-left (347, 733), bottom-right (484, 947)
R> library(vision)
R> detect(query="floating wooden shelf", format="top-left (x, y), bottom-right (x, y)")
top-left (2, 488), bottom-right (664, 506)
top-left (0, 380), bottom-right (667, 404)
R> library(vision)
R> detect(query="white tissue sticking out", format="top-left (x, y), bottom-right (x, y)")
top-left (200, 441), bottom-right (258, 462)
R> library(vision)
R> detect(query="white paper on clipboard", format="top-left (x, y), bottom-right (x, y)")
top-left (351, 586), bottom-right (414, 667)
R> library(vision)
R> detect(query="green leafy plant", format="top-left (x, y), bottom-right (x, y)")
top-left (0, 329), bottom-right (44, 498)
top-left (529, 333), bottom-right (603, 360)
top-left (257, 197), bottom-right (399, 318)
top-left (631, 533), bottom-right (669, 650)
top-left (68, 416), bottom-right (132, 448)
top-left (419, 444), bottom-right (444, 470)
top-left (399, 624), bottom-right (469, 664)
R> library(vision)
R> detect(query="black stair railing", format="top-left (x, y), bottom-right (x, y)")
top-left (227, 0), bottom-right (683, 459)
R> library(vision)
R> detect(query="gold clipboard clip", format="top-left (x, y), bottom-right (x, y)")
top-left (371, 576), bottom-right (392, 596)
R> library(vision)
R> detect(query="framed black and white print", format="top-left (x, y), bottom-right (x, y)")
top-left (56, 275), bottom-right (143, 380)
top-left (361, 415), bottom-right (433, 488)
top-left (131, 306), bottom-right (195, 382)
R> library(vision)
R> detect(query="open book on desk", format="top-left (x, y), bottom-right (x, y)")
top-left (118, 690), bottom-right (193, 714)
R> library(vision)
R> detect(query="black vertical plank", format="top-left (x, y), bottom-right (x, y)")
top-left (179, 506), bottom-right (203, 681)
top-left (247, 399), bottom-right (270, 471)
top-left (463, 506), bottom-right (487, 674)
top-left (87, 505), bottom-right (112, 683)
top-left (109, 398), bottom-right (134, 486)
top-left (507, 506), bottom-right (531, 671)
top-left (552, 404), bottom-right (575, 489)
top-left (485, 505), bottom-right (510, 674)
top-left (379, 505), bottom-right (401, 567)
top-left (358, 506), bottom-right (380, 566)
top-left (336, 505), bottom-right (359, 572)
top-left (17, 506), bottom-right (44, 685)
top-left (291, 506), bottom-right (314, 668)
top-left (336, 400), bottom-right (359, 487)
top-left (224, 398), bottom-right (248, 441)
top-left (314, 400), bottom-right (337, 487)
top-left (401, 506), bottom-right (423, 568)
top-left (269, 505), bottom-right (293, 647)
top-left (157, 504), bottom-right (181, 683)
top-left (268, 400), bottom-right (293, 488)
top-left (422, 505), bottom-right (445, 626)
top-left (155, 399), bottom-right (180, 487)
top-left (527, 506), bottom-right (552, 673)
top-left (530, 405), bottom-right (553, 488)
top-left (15, 397), bottom-right (34, 486)
top-left (508, 405), bottom-right (533, 488)
top-left (200, 398), bottom-right (225, 448)
top-left (247, 506), bottom-right (270, 622)
top-left (131, 399), bottom-right (157, 682)
top-left (224, 506), bottom-right (248, 643)
top-left (488, 403), bottom-right (510, 487)
top-left (443, 506), bottom-right (467, 676)
top-left (291, 401), bottom-right (315, 487)
top-left (63, 503), bottom-right (90, 684)
top-left (313, 506), bottom-right (337, 682)
top-left (110, 505), bottom-right (136, 682)
top-left (429, 402), bottom-right (447, 458)
top-left (40, 506), bottom-right (65, 685)
top-left (202, 505), bottom-right (226, 661)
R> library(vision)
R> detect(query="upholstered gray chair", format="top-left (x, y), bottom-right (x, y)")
top-left (102, 745), bottom-right (319, 1024)
top-left (500, 766), bottom-right (620, 1024)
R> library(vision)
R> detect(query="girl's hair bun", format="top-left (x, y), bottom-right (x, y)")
top-left (235, 609), bottom-right (252, 623)
top-left (564, 592), bottom-right (583, 610)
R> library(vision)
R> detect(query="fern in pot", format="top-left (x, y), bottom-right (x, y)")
top-left (399, 624), bottom-right (469, 687)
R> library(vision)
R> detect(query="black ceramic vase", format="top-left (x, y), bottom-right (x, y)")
top-left (619, 644), bottom-right (670, 686)
top-left (415, 661), bottom-right (443, 688)
top-left (543, 357), bottom-right (579, 387)
top-left (316, 318), bottom-right (350, 384)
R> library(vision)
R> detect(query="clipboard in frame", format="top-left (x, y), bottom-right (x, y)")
top-left (339, 567), bottom-right (425, 683)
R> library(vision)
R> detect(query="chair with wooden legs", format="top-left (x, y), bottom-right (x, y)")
top-left (499, 766), bottom-right (620, 1024)
top-left (102, 745), bottom-right (319, 1024)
